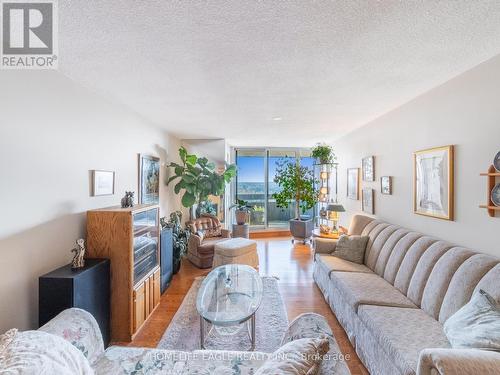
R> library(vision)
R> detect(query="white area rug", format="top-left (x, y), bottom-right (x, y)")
top-left (157, 276), bottom-right (289, 352)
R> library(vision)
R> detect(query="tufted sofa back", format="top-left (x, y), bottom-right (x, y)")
top-left (348, 215), bottom-right (499, 323)
top-left (186, 214), bottom-right (221, 234)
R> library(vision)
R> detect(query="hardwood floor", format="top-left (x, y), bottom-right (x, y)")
top-left (128, 237), bottom-right (369, 375)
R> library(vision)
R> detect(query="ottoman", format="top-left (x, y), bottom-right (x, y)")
top-left (213, 238), bottom-right (259, 268)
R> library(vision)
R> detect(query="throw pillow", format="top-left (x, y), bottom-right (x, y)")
top-left (444, 289), bottom-right (500, 351)
top-left (204, 225), bottom-right (222, 238)
top-left (0, 329), bottom-right (94, 374)
top-left (195, 230), bottom-right (205, 242)
top-left (255, 337), bottom-right (329, 375)
top-left (331, 234), bottom-right (369, 264)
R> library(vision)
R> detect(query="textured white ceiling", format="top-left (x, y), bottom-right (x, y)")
top-left (59, 1), bottom-right (500, 147)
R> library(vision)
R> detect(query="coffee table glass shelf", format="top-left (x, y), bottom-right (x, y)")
top-left (196, 264), bottom-right (263, 350)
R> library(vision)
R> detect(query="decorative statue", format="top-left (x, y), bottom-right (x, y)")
top-left (71, 239), bottom-right (86, 269)
top-left (121, 191), bottom-right (135, 208)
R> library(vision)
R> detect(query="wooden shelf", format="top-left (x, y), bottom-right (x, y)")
top-left (480, 172), bottom-right (500, 176)
top-left (479, 205), bottom-right (500, 210)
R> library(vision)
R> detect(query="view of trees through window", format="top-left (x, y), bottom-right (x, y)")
top-left (236, 149), bottom-right (314, 228)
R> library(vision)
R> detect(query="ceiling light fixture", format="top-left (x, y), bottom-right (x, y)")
top-left (272, 117), bottom-right (282, 121)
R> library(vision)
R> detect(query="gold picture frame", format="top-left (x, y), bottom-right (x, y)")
top-left (413, 145), bottom-right (454, 220)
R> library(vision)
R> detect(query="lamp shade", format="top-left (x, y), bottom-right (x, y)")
top-left (326, 204), bottom-right (345, 212)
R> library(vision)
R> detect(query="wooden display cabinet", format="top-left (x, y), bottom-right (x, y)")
top-left (87, 204), bottom-right (161, 342)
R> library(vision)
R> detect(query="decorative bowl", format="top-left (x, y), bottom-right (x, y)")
top-left (491, 183), bottom-right (500, 207)
top-left (494, 151), bottom-right (500, 172)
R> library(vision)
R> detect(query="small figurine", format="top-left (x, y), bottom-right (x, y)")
top-left (71, 239), bottom-right (86, 269)
top-left (121, 191), bottom-right (135, 208)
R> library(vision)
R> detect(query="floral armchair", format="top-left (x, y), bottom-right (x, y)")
top-left (186, 214), bottom-right (231, 268)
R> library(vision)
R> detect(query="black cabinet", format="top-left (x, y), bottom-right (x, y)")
top-left (39, 258), bottom-right (110, 346)
top-left (160, 227), bottom-right (173, 293)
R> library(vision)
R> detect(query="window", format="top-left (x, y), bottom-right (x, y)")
top-left (235, 148), bottom-right (313, 229)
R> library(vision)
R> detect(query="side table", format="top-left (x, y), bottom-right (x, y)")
top-left (232, 223), bottom-right (250, 238)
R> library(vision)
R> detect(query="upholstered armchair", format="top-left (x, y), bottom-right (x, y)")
top-left (186, 214), bottom-right (231, 268)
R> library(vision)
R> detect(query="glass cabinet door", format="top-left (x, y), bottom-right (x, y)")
top-left (133, 208), bottom-right (159, 284)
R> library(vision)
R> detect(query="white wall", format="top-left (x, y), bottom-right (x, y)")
top-left (334, 55), bottom-right (500, 257)
top-left (0, 71), bottom-right (182, 333)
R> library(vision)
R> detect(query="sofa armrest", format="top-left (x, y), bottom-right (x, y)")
top-left (313, 238), bottom-right (337, 255)
top-left (38, 308), bottom-right (104, 365)
top-left (221, 228), bottom-right (231, 238)
top-left (188, 233), bottom-right (203, 248)
top-left (417, 348), bottom-right (500, 375)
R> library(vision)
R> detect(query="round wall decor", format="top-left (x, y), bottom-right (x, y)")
top-left (494, 151), bottom-right (500, 172)
top-left (491, 183), bottom-right (500, 207)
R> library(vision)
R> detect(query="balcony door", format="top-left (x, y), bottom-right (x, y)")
top-left (235, 148), bottom-right (312, 229)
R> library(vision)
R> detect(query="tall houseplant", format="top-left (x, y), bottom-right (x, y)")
top-left (167, 147), bottom-right (237, 217)
top-left (272, 159), bottom-right (318, 242)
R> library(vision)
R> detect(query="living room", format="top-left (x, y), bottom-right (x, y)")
top-left (1, 2), bottom-right (499, 375)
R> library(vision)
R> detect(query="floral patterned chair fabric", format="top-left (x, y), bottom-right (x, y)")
top-left (2, 308), bottom-right (342, 375)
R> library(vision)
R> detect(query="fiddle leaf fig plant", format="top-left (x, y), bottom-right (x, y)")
top-left (167, 146), bottom-right (237, 210)
top-left (272, 159), bottom-right (318, 219)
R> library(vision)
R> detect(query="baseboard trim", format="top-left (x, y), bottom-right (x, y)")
top-left (250, 230), bottom-right (291, 238)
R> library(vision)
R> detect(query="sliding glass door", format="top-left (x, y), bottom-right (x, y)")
top-left (235, 150), bottom-right (267, 227)
top-left (236, 148), bottom-right (313, 229)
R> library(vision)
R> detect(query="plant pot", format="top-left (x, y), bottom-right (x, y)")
top-left (289, 218), bottom-right (314, 243)
top-left (235, 210), bottom-right (250, 225)
top-left (173, 255), bottom-right (181, 274)
top-left (252, 211), bottom-right (265, 225)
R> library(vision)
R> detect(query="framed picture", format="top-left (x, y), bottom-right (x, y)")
top-left (413, 145), bottom-right (454, 220)
top-left (91, 170), bottom-right (115, 196)
top-left (362, 156), bottom-right (375, 181)
top-left (362, 188), bottom-right (374, 214)
top-left (380, 176), bottom-right (392, 195)
top-left (138, 154), bottom-right (160, 204)
top-left (347, 168), bottom-right (360, 200)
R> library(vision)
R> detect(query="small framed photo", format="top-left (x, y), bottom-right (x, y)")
top-left (380, 176), bottom-right (392, 195)
top-left (92, 170), bottom-right (115, 196)
top-left (362, 188), bottom-right (374, 215)
top-left (362, 156), bottom-right (375, 182)
top-left (413, 145), bottom-right (454, 220)
top-left (347, 168), bottom-right (360, 200)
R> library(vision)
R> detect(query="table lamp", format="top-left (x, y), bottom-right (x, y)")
top-left (327, 204), bottom-right (345, 234)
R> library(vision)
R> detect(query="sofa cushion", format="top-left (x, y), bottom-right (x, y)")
top-left (443, 289), bottom-right (500, 352)
top-left (439, 254), bottom-right (498, 323)
top-left (197, 238), bottom-right (223, 255)
top-left (393, 236), bottom-right (437, 295)
top-left (315, 254), bottom-right (372, 275)
top-left (0, 329), bottom-right (94, 375)
top-left (373, 228), bottom-right (411, 277)
top-left (331, 235), bottom-right (369, 264)
top-left (357, 305), bottom-right (450, 375)
top-left (421, 247), bottom-right (475, 319)
top-left (329, 271), bottom-right (417, 313)
top-left (365, 225), bottom-right (400, 270)
top-left (383, 232), bottom-right (422, 285)
top-left (347, 214), bottom-right (374, 236)
top-left (406, 241), bottom-right (453, 307)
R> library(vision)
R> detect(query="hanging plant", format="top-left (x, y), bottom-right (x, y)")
top-left (311, 143), bottom-right (336, 164)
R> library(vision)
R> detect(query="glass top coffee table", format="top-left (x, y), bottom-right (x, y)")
top-left (196, 264), bottom-right (263, 350)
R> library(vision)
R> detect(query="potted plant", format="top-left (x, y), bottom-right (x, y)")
top-left (160, 211), bottom-right (189, 274)
top-left (167, 147), bottom-right (237, 218)
top-left (229, 199), bottom-right (253, 225)
top-left (272, 159), bottom-right (318, 243)
top-left (311, 143), bottom-right (336, 164)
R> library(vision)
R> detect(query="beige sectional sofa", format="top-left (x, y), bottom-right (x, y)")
top-left (313, 215), bottom-right (500, 375)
